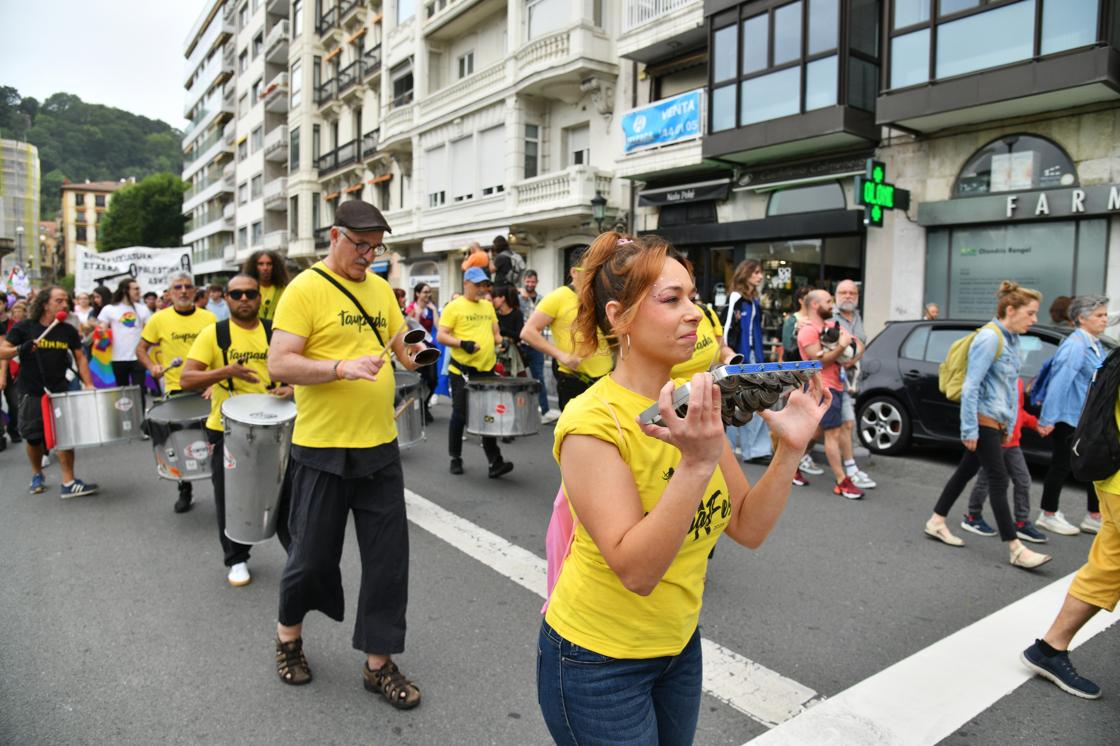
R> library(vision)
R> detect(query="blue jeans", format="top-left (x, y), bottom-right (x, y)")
top-left (727, 415), bottom-right (772, 460)
top-left (537, 621), bottom-right (702, 746)
top-left (521, 344), bottom-right (550, 414)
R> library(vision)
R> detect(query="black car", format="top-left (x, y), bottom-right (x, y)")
top-left (853, 320), bottom-right (1114, 461)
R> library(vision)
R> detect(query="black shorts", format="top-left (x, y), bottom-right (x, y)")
top-left (17, 392), bottom-right (44, 444)
top-left (820, 388), bottom-right (845, 430)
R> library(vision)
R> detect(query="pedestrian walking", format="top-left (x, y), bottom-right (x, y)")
top-left (1, 300), bottom-right (26, 445)
top-left (835, 279), bottom-right (875, 489)
top-left (798, 289), bottom-right (864, 499)
top-left (923, 303), bottom-right (940, 320)
top-left (179, 274), bottom-right (293, 588)
top-left (517, 270), bottom-right (554, 420)
top-left (267, 200), bottom-right (423, 708)
top-left (97, 278), bottom-right (152, 394)
top-left (206, 284), bottom-right (230, 320)
top-left (492, 284), bottom-right (526, 378)
top-left (491, 235), bottom-right (525, 286)
top-left (461, 240), bottom-right (490, 273)
top-left (1035, 295), bottom-right (1109, 536)
top-left (437, 267), bottom-right (514, 478)
top-left (243, 249), bottom-right (289, 321)
top-left (724, 259), bottom-right (773, 463)
top-left (406, 282), bottom-right (438, 424)
top-left (924, 281), bottom-right (1052, 569)
top-left (537, 232), bottom-right (828, 745)
top-left (780, 286), bottom-right (825, 485)
top-left (1049, 295), bottom-right (1074, 327)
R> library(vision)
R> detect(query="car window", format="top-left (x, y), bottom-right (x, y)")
top-left (900, 326), bottom-right (930, 360)
top-left (925, 329), bottom-right (969, 364)
top-left (1020, 334), bottom-right (1058, 378)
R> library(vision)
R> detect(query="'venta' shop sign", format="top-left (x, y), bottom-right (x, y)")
top-left (621, 90), bottom-right (702, 154)
top-left (918, 184), bottom-right (1120, 226)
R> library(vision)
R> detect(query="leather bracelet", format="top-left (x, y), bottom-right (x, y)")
top-left (334, 359), bottom-right (344, 379)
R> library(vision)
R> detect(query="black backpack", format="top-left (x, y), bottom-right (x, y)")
top-left (1071, 346), bottom-right (1120, 482)
top-left (215, 318), bottom-right (272, 393)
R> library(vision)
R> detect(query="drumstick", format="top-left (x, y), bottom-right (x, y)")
top-left (34, 311), bottom-right (70, 343)
top-left (394, 396), bottom-right (417, 420)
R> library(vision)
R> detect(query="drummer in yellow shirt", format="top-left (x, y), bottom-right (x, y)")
top-left (436, 266), bottom-right (513, 479)
top-left (180, 274), bottom-right (293, 589)
top-left (520, 257), bottom-right (613, 414)
top-left (136, 271), bottom-right (217, 514)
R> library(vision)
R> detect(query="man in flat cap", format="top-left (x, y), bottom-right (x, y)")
top-left (267, 199), bottom-right (423, 709)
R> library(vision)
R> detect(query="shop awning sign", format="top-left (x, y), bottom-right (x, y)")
top-left (855, 160), bottom-right (910, 227)
top-left (621, 90), bottom-right (703, 154)
top-left (638, 179), bottom-right (729, 206)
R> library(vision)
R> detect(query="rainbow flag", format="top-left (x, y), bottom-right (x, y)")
top-left (89, 327), bottom-right (116, 389)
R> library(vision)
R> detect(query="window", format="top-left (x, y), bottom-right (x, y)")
top-left (238, 181), bottom-right (249, 204)
top-left (924, 329), bottom-right (967, 364)
top-left (391, 59), bottom-right (413, 106)
top-left (252, 0), bottom-right (261, 11)
top-left (900, 325), bottom-right (930, 360)
top-left (289, 195), bottom-right (299, 235)
top-left (252, 221), bottom-right (263, 246)
top-left (290, 126), bottom-right (301, 170)
top-left (377, 180), bottom-right (390, 209)
top-left (450, 137), bottom-right (474, 202)
top-left (239, 2), bottom-right (249, 29)
top-left (767, 182), bottom-right (846, 215)
top-left (76, 226), bottom-right (87, 242)
top-left (523, 124), bottom-right (539, 179)
top-left (457, 51), bottom-right (474, 79)
top-left (251, 125), bottom-right (263, 152)
top-left (252, 32), bottom-right (264, 59)
top-left (566, 124), bottom-right (589, 166)
top-left (312, 191), bottom-right (321, 230)
top-left (239, 49), bottom-right (248, 73)
top-left (238, 139), bottom-right (248, 160)
top-left (251, 174), bottom-right (263, 198)
top-left (238, 225), bottom-right (248, 249)
top-left (292, 0), bottom-right (303, 36)
top-left (426, 145), bottom-right (446, 207)
top-left (954, 134), bottom-right (1077, 196)
top-left (936, 1), bottom-right (1035, 79)
top-left (290, 60), bottom-right (302, 108)
top-left (94, 195), bottom-right (105, 208)
top-left (312, 124), bottom-right (321, 161)
top-left (397, 0), bottom-right (415, 23)
top-left (1041, 0), bottom-right (1097, 54)
top-left (527, 0), bottom-right (566, 40)
top-left (252, 78), bottom-right (263, 105)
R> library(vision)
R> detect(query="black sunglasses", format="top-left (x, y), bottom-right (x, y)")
top-left (228, 289), bottom-right (260, 300)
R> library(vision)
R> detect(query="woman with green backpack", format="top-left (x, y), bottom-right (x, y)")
top-left (924, 281), bottom-right (1053, 570)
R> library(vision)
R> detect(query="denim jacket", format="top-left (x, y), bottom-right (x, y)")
top-left (1039, 328), bottom-right (1104, 428)
top-left (960, 319), bottom-right (1020, 441)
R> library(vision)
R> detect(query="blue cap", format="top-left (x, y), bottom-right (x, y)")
top-left (464, 267), bottom-right (491, 284)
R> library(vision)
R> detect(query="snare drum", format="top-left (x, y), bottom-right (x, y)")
top-left (394, 371), bottom-right (424, 449)
top-left (465, 377), bottom-right (541, 437)
top-left (44, 386), bottom-right (144, 450)
top-left (146, 393), bottom-right (212, 482)
top-left (221, 394), bottom-right (297, 545)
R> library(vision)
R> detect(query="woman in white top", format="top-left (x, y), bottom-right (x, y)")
top-left (97, 278), bottom-right (152, 390)
top-left (73, 293), bottom-right (94, 325)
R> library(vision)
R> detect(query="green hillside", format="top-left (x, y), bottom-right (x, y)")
top-left (0, 86), bottom-right (182, 219)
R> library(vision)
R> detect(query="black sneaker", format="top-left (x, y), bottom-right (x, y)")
top-left (174, 483), bottom-right (193, 513)
top-left (449, 458), bottom-right (464, 475)
top-left (488, 459), bottom-right (514, 479)
top-left (1016, 521), bottom-right (1048, 544)
top-left (960, 513), bottom-right (997, 537)
top-left (1021, 640), bottom-right (1101, 699)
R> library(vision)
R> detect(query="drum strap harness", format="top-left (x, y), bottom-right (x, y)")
top-left (216, 319), bottom-right (273, 393)
top-left (310, 267), bottom-right (388, 349)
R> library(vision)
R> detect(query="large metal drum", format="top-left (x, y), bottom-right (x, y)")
top-left (466, 377), bottom-right (541, 437)
top-left (45, 386), bottom-right (144, 450)
top-left (221, 394), bottom-right (297, 545)
top-left (146, 393), bottom-right (212, 482)
top-left (394, 371), bottom-right (424, 449)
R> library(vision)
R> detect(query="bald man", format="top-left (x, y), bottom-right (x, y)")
top-left (835, 280), bottom-right (874, 490)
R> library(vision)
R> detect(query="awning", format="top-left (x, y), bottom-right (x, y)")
top-left (344, 182), bottom-right (364, 193)
top-left (639, 179), bottom-right (730, 207)
top-left (347, 27), bottom-right (367, 43)
top-left (325, 191), bottom-right (341, 201)
top-left (422, 227), bottom-right (509, 254)
top-left (324, 47), bottom-right (342, 62)
top-left (370, 12), bottom-right (382, 24)
top-left (236, 135), bottom-right (248, 145)
top-left (368, 174), bottom-right (392, 185)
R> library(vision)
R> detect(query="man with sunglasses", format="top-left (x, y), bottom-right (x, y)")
top-left (137, 271), bottom-right (217, 513)
top-left (180, 274), bottom-right (293, 588)
top-left (267, 200), bottom-right (424, 710)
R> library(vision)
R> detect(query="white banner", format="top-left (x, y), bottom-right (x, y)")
top-left (75, 246), bottom-right (193, 294)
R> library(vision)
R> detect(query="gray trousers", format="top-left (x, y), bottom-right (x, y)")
top-left (967, 446), bottom-right (1032, 524)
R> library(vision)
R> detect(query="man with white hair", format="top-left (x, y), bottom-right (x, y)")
top-left (834, 280), bottom-right (875, 489)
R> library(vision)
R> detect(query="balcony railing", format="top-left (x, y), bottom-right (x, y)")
top-left (261, 72), bottom-right (289, 112)
top-left (264, 125), bottom-right (289, 160)
top-left (511, 166), bottom-right (613, 212)
top-left (362, 45), bottom-right (382, 78)
top-left (338, 60), bottom-right (361, 96)
top-left (263, 177), bottom-right (288, 207)
top-left (316, 139), bottom-right (359, 175)
top-left (183, 129), bottom-right (224, 165)
top-left (361, 129), bottom-right (380, 158)
top-left (338, 0), bottom-right (361, 23)
top-left (314, 226), bottom-right (331, 249)
top-left (264, 19), bottom-right (290, 62)
top-left (315, 5), bottom-right (338, 35)
top-left (316, 78), bottom-right (337, 106)
top-left (622, 0), bottom-right (694, 32)
top-left (264, 230), bottom-right (289, 251)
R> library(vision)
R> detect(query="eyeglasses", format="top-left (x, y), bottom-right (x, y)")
top-left (339, 228), bottom-right (387, 257)
top-left (172, 283), bottom-right (194, 291)
top-left (228, 289), bottom-right (260, 300)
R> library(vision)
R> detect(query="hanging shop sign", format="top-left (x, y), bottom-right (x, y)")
top-left (919, 184), bottom-right (1120, 226)
top-left (638, 179), bottom-right (729, 206)
top-left (855, 160), bottom-right (910, 228)
top-left (621, 89), bottom-right (703, 154)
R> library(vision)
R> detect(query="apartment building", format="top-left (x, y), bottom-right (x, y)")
top-left (59, 180), bottom-right (128, 276)
top-left (0, 139), bottom-right (40, 276)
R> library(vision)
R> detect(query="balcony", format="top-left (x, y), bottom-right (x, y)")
top-left (223, 120), bottom-right (236, 145)
top-left (338, 0), bottom-right (363, 28)
top-left (183, 171), bottom-right (235, 213)
top-left (313, 225), bottom-right (331, 249)
top-left (222, 161), bottom-right (236, 186)
top-left (514, 23), bottom-right (616, 101)
top-left (223, 202), bottom-right (236, 221)
top-left (511, 166), bottom-right (613, 219)
top-left (264, 20), bottom-right (289, 64)
top-left (261, 72), bottom-right (289, 113)
top-left (337, 59), bottom-right (362, 101)
top-left (362, 45), bottom-right (382, 80)
top-left (423, 0), bottom-right (489, 37)
top-left (263, 177), bottom-right (288, 210)
top-left (418, 59), bottom-right (506, 123)
top-left (266, 0), bottom-right (288, 16)
top-left (316, 78), bottom-right (337, 107)
top-left (263, 230), bottom-right (289, 251)
top-left (380, 101), bottom-right (415, 150)
top-left (317, 139), bottom-right (360, 176)
top-left (183, 210), bottom-right (235, 244)
top-left (361, 129), bottom-right (380, 159)
top-left (315, 5), bottom-right (338, 36)
top-left (264, 125), bottom-right (289, 162)
top-left (618, 0), bottom-right (704, 63)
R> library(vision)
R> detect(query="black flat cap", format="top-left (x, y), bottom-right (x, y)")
top-left (334, 200), bottom-right (392, 233)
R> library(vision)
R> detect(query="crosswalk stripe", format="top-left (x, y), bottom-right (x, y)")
top-left (404, 488), bottom-right (822, 727)
top-left (747, 571), bottom-right (1118, 745)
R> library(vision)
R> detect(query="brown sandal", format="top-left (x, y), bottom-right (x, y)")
top-left (276, 637), bottom-right (312, 685)
top-left (363, 660), bottom-right (421, 710)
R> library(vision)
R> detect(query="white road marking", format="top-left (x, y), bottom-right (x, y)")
top-left (747, 571), bottom-right (1119, 745)
top-left (404, 488), bottom-right (821, 727)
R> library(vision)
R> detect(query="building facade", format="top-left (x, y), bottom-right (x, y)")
top-left (0, 139), bottom-right (41, 277)
top-left (59, 180), bottom-right (127, 276)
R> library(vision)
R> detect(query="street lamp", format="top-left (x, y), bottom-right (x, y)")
top-left (590, 191), bottom-right (607, 234)
top-left (15, 225), bottom-right (24, 269)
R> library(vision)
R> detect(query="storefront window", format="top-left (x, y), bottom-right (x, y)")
top-left (935, 0), bottom-right (1035, 80)
top-left (767, 182), bottom-right (846, 215)
top-left (1041, 0), bottom-right (1098, 54)
top-left (955, 135), bottom-right (1077, 195)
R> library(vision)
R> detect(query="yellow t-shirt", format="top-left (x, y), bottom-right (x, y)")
top-left (535, 285), bottom-right (612, 379)
top-left (141, 307), bottom-right (218, 392)
top-left (1096, 393), bottom-right (1120, 493)
top-left (186, 321), bottom-right (272, 432)
top-left (258, 283), bottom-right (284, 321)
top-left (272, 262), bottom-right (404, 448)
top-left (671, 303), bottom-right (724, 379)
top-left (546, 375), bottom-right (731, 659)
top-left (441, 296), bottom-right (498, 374)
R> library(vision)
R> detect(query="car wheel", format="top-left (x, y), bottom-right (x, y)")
top-left (857, 395), bottom-right (912, 456)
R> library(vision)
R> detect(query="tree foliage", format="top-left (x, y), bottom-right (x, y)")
top-left (0, 86), bottom-right (182, 220)
top-left (97, 173), bottom-right (187, 251)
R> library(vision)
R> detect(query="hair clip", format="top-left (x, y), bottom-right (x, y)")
top-left (616, 238), bottom-right (633, 245)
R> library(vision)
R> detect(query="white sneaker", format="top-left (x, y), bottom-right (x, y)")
top-left (227, 562), bottom-right (251, 587)
top-left (799, 455), bottom-right (824, 475)
top-left (428, 394), bottom-right (440, 407)
top-left (849, 469), bottom-right (877, 489)
top-left (541, 409), bottom-right (562, 424)
top-left (41, 453), bottom-right (50, 468)
top-left (1080, 514), bottom-right (1102, 534)
top-left (1036, 511), bottom-right (1081, 536)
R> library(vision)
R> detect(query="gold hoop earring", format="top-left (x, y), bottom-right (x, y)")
top-left (619, 334), bottom-right (631, 361)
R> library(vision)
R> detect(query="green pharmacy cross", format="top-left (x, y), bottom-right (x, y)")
top-left (855, 160), bottom-right (910, 227)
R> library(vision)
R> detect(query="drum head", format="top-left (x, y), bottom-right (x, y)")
top-left (148, 393), bottom-right (210, 422)
top-left (221, 393), bottom-right (297, 425)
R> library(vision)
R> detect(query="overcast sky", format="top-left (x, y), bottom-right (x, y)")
top-left (0, 0), bottom-right (203, 129)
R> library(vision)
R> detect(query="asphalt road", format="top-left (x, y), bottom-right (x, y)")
top-left (1, 402), bottom-right (1117, 745)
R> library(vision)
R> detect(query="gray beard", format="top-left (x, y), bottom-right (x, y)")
top-left (838, 302), bottom-right (857, 313)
